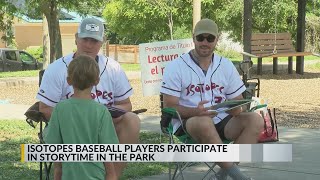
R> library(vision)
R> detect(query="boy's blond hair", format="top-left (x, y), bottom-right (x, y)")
top-left (67, 55), bottom-right (99, 90)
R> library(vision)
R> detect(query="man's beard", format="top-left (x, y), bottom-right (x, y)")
top-left (196, 46), bottom-right (214, 57)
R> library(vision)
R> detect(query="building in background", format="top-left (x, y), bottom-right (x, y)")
top-left (0, 10), bottom-right (105, 56)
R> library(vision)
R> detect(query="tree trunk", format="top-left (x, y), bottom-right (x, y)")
top-left (43, 0), bottom-right (63, 63)
top-left (42, 14), bottom-right (50, 69)
top-left (192, 0), bottom-right (201, 29)
top-left (243, 0), bottom-right (252, 60)
top-left (168, 11), bottom-right (173, 40)
top-left (296, 0), bottom-right (306, 75)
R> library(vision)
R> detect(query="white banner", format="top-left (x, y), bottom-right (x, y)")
top-left (21, 144), bottom-right (292, 163)
top-left (139, 39), bottom-right (194, 96)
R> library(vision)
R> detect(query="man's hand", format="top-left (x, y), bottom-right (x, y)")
top-left (197, 100), bottom-right (217, 117)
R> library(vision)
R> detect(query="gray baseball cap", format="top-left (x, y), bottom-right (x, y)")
top-left (77, 18), bottom-right (104, 42)
top-left (193, 19), bottom-right (219, 37)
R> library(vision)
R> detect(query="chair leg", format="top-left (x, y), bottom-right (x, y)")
top-left (202, 162), bottom-right (218, 180)
top-left (44, 162), bottom-right (51, 180)
top-left (40, 162), bottom-right (43, 180)
top-left (172, 162), bottom-right (185, 180)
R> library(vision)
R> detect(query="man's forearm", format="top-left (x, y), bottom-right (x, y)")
top-left (39, 102), bottom-right (53, 121)
top-left (166, 104), bottom-right (200, 119)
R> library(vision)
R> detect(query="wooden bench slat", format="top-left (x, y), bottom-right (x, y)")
top-left (270, 52), bottom-right (313, 57)
top-left (251, 44), bottom-right (294, 51)
top-left (252, 33), bottom-right (291, 40)
top-left (251, 40), bottom-right (293, 46)
top-left (252, 51), bottom-right (313, 57)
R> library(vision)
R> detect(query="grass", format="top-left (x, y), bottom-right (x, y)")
top-left (0, 70), bottom-right (40, 78)
top-left (120, 63), bottom-right (141, 71)
top-left (307, 62), bottom-right (320, 70)
top-left (0, 64), bottom-right (141, 79)
top-left (0, 120), bottom-right (170, 180)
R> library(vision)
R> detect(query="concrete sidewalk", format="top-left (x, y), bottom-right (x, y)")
top-left (139, 115), bottom-right (320, 180)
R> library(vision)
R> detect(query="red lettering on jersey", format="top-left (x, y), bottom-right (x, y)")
top-left (214, 97), bottom-right (223, 103)
top-left (205, 84), bottom-right (211, 91)
top-left (102, 91), bottom-right (113, 101)
top-left (186, 82), bottom-right (225, 97)
top-left (219, 87), bottom-right (224, 93)
top-left (186, 84), bottom-right (195, 96)
top-left (96, 90), bottom-right (102, 97)
top-left (211, 82), bottom-right (216, 89)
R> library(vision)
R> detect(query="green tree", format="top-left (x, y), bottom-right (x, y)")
top-left (0, 1), bottom-right (18, 47)
top-left (24, 0), bottom-right (106, 63)
top-left (103, 0), bottom-right (193, 44)
top-left (202, 0), bottom-right (298, 42)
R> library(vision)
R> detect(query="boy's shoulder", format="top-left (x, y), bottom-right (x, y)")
top-left (56, 98), bottom-right (104, 108)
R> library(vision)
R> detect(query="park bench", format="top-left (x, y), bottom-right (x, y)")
top-left (242, 32), bottom-right (319, 75)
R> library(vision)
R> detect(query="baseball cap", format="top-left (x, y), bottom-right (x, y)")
top-left (193, 19), bottom-right (219, 37)
top-left (78, 18), bottom-right (104, 42)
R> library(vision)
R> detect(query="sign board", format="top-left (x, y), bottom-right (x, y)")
top-left (139, 39), bottom-right (194, 96)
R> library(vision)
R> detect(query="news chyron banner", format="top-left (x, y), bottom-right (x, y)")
top-left (21, 144), bottom-right (292, 163)
top-left (139, 39), bottom-right (194, 96)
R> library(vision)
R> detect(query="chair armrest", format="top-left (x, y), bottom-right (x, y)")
top-left (241, 51), bottom-right (259, 58)
top-left (24, 102), bottom-right (47, 123)
top-left (132, 109), bottom-right (147, 114)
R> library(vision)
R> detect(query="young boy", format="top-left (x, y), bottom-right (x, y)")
top-left (44, 55), bottom-right (118, 180)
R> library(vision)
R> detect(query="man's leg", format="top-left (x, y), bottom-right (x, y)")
top-left (224, 112), bottom-right (264, 144)
top-left (54, 162), bottom-right (62, 180)
top-left (215, 112), bottom-right (263, 180)
top-left (186, 117), bottom-right (233, 169)
top-left (186, 116), bottom-right (258, 180)
top-left (113, 112), bottom-right (140, 177)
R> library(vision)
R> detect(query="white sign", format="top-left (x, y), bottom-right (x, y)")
top-left (139, 39), bottom-right (194, 96)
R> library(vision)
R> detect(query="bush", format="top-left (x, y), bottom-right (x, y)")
top-left (25, 46), bottom-right (43, 62)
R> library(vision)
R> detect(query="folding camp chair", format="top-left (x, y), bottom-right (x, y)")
top-left (239, 60), bottom-right (260, 99)
top-left (160, 95), bottom-right (233, 180)
top-left (25, 70), bottom-right (52, 180)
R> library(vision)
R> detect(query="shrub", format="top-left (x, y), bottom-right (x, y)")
top-left (25, 46), bottom-right (43, 62)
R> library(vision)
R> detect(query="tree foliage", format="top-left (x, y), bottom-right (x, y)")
top-left (0, 1), bottom-right (19, 47)
top-left (1, 0), bottom-right (106, 64)
top-left (102, 0), bottom-right (193, 44)
top-left (23, 0), bottom-right (106, 63)
top-left (102, 0), bottom-right (319, 51)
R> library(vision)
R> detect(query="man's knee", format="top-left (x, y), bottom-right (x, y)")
top-left (115, 112), bottom-right (140, 130)
top-left (186, 116), bottom-right (220, 141)
top-left (246, 112), bottom-right (264, 133)
top-left (113, 112), bottom-right (140, 132)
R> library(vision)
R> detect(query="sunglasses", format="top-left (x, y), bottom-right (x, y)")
top-left (196, 34), bottom-right (216, 43)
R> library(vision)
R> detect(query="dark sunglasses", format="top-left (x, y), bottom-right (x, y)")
top-left (196, 34), bottom-right (216, 43)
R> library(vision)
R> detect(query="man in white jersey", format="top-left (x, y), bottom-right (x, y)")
top-left (36, 17), bottom-right (140, 178)
top-left (160, 19), bottom-right (263, 180)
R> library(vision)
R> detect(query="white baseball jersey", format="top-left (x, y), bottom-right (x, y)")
top-left (160, 52), bottom-right (245, 132)
top-left (36, 53), bottom-right (133, 107)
